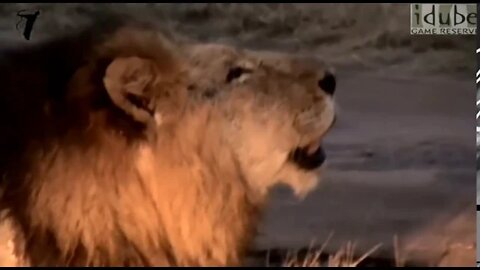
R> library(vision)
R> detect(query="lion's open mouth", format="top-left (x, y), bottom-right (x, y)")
top-left (288, 142), bottom-right (326, 170)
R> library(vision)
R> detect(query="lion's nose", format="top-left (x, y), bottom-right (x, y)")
top-left (318, 71), bottom-right (336, 96)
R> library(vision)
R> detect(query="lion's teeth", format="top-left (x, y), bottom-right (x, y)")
top-left (306, 140), bottom-right (322, 155)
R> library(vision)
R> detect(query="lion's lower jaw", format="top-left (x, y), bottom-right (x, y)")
top-left (275, 163), bottom-right (322, 199)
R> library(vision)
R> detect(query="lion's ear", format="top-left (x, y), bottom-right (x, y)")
top-left (103, 56), bottom-right (157, 124)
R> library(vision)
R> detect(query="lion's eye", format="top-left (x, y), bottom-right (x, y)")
top-left (226, 67), bottom-right (252, 83)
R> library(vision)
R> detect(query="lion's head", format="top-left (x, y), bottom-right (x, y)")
top-left (182, 43), bottom-right (337, 198)
top-left (89, 26), bottom-right (337, 200)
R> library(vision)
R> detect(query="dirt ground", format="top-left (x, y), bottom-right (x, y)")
top-left (0, 3), bottom-right (476, 267)
top-left (254, 70), bottom-right (475, 266)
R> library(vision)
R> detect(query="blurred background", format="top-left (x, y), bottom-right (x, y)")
top-left (0, 3), bottom-right (475, 75)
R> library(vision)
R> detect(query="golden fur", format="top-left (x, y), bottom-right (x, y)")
top-left (0, 18), bottom-right (337, 266)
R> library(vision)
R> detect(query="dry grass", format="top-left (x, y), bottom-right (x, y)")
top-left (393, 235), bottom-right (406, 267)
top-left (279, 233), bottom-right (385, 267)
top-left (281, 243), bottom-right (384, 267)
top-left (274, 231), bottom-right (474, 267)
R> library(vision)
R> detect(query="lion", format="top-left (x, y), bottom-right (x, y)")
top-left (0, 18), bottom-right (337, 267)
